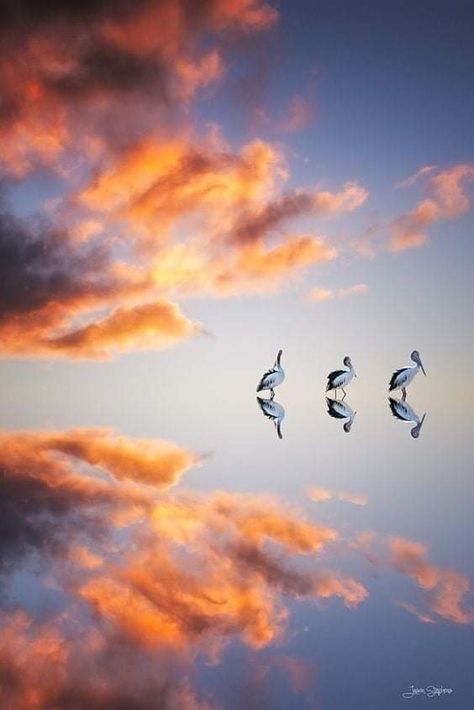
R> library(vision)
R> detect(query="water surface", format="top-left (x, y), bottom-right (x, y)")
top-left (0, 363), bottom-right (472, 710)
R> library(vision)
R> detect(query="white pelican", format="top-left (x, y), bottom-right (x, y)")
top-left (389, 397), bottom-right (426, 439)
top-left (257, 396), bottom-right (285, 439)
top-left (326, 397), bottom-right (357, 433)
top-left (256, 349), bottom-right (285, 399)
top-left (326, 356), bottom-right (356, 398)
top-left (388, 350), bottom-right (426, 400)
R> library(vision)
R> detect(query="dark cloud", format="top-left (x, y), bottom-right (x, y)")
top-left (230, 192), bottom-right (315, 245)
top-left (0, 0), bottom-right (143, 27)
top-left (0, 0), bottom-right (277, 171)
top-left (0, 206), bottom-right (111, 320)
top-left (231, 541), bottom-right (315, 596)
top-left (0, 447), bottom-right (112, 576)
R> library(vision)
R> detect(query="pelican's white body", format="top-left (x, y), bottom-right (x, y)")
top-left (326, 359), bottom-right (356, 394)
top-left (329, 369), bottom-right (355, 390)
top-left (389, 364), bottom-right (420, 392)
top-left (258, 367), bottom-right (285, 392)
top-left (257, 351), bottom-right (285, 396)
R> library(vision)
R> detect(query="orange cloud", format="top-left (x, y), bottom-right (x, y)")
top-left (44, 299), bottom-right (200, 359)
top-left (0, 0), bottom-right (277, 175)
top-left (81, 136), bottom-right (283, 245)
top-left (390, 164), bottom-right (474, 251)
top-left (307, 287), bottom-right (334, 302)
top-left (308, 487), bottom-right (368, 506)
top-left (307, 283), bottom-right (368, 301)
top-left (75, 487), bottom-right (367, 656)
top-left (0, 292), bottom-right (200, 360)
top-left (0, 427), bottom-right (368, 659)
top-left (44, 428), bottom-right (200, 488)
top-left (219, 493), bottom-right (339, 552)
top-left (212, 236), bottom-right (337, 295)
top-left (307, 487), bottom-right (333, 502)
top-left (75, 132), bottom-right (363, 301)
top-left (389, 538), bottom-right (439, 589)
top-left (0, 0), bottom-right (373, 363)
top-left (0, 610), bottom-right (210, 709)
top-left (388, 537), bottom-right (474, 625)
top-left (79, 133), bottom-right (366, 254)
top-left (69, 545), bottom-right (104, 570)
top-left (230, 182), bottom-right (368, 247)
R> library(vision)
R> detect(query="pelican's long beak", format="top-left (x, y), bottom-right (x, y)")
top-left (420, 361), bottom-right (426, 376)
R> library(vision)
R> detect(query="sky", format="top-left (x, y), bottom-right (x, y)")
top-left (0, 1), bottom-right (474, 708)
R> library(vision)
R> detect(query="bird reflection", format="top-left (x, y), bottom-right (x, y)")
top-left (257, 396), bottom-right (285, 439)
top-left (388, 397), bottom-right (426, 439)
top-left (326, 397), bottom-right (357, 433)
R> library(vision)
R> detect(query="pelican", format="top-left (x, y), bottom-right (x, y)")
top-left (257, 396), bottom-right (285, 439)
top-left (256, 349), bottom-right (285, 399)
top-left (388, 397), bottom-right (426, 439)
top-left (326, 356), bottom-right (356, 398)
top-left (326, 397), bottom-right (357, 433)
top-left (388, 350), bottom-right (426, 400)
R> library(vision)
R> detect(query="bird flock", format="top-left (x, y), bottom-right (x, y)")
top-left (256, 349), bottom-right (427, 439)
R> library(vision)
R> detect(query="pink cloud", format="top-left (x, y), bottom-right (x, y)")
top-left (308, 487), bottom-right (368, 506)
top-left (277, 94), bottom-right (315, 134)
top-left (307, 283), bottom-right (368, 302)
top-left (390, 164), bottom-right (474, 252)
top-left (388, 537), bottom-right (474, 625)
top-left (396, 165), bottom-right (437, 189)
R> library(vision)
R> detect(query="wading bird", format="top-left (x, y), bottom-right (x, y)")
top-left (389, 397), bottom-right (426, 439)
top-left (256, 349), bottom-right (285, 399)
top-left (388, 350), bottom-right (426, 400)
top-left (326, 397), bottom-right (357, 433)
top-left (326, 356), bottom-right (356, 398)
top-left (257, 396), bottom-right (285, 439)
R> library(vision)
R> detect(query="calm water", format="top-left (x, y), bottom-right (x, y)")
top-left (0, 360), bottom-right (472, 710)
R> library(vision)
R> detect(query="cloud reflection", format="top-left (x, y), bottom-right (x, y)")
top-left (0, 426), bottom-right (369, 707)
top-left (388, 537), bottom-right (474, 625)
top-left (0, 425), bottom-right (472, 707)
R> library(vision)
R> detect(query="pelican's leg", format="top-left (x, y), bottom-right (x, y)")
top-left (334, 389), bottom-right (338, 399)
top-left (402, 387), bottom-right (407, 401)
top-left (270, 389), bottom-right (275, 400)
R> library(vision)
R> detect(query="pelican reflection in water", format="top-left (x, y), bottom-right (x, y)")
top-left (326, 397), bottom-right (357, 433)
top-left (257, 396), bottom-right (285, 439)
top-left (388, 397), bottom-right (426, 439)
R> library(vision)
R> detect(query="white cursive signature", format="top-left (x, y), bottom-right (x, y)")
top-left (402, 685), bottom-right (453, 699)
